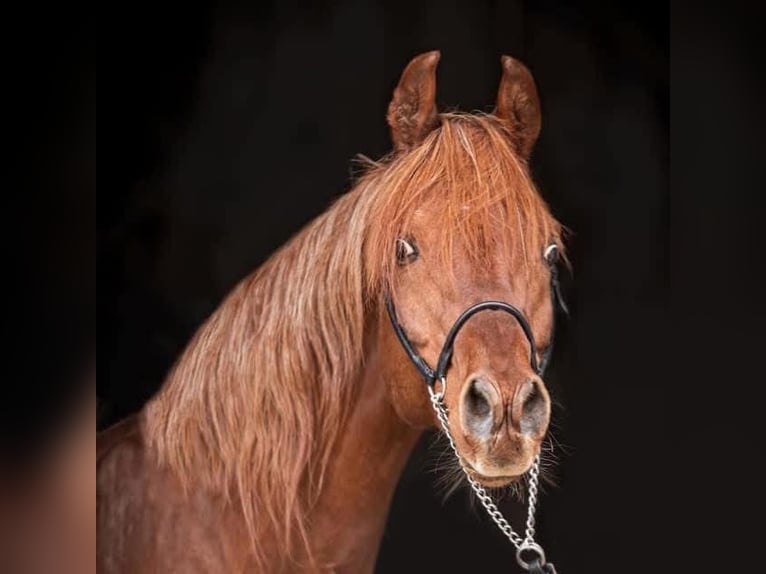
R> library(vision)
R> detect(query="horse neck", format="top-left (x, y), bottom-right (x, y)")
top-left (304, 322), bottom-right (422, 572)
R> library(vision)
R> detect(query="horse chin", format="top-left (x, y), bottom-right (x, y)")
top-left (464, 460), bottom-right (525, 488)
top-left (475, 473), bottom-right (521, 488)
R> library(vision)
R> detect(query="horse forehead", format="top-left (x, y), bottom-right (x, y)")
top-left (413, 202), bottom-right (482, 221)
top-left (441, 263), bottom-right (540, 303)
top-left (454, 245), bottom-right (538, 277)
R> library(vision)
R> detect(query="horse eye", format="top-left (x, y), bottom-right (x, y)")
top-left (395, 238), bottom-right (419, 265)
top-left (544, 244), bottom-right (559, 264)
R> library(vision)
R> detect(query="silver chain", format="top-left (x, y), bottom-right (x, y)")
top-left (428, 377), bottom-right (545, 567)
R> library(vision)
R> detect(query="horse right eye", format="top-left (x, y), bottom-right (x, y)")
top-left (395, 238), bottom-right (419, 265)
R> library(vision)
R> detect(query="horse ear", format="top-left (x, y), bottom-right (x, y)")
top-left (387, 51), bottom-right (441, 152)
top-left (495, 55), bottom-right (542, 159)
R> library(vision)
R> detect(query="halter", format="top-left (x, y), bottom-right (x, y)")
top-left (385, 243), bottom-right (566, 573)
top-left (385, 243), bottom-right (567, 389)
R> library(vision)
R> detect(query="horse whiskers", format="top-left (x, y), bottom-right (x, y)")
top-left (484, 480), bottom-right (524, 504)
top-left (426, 433), bottom-right (466, 502)
top-left (537, 433), bottom-right (564, 490)
top-left (436, 465), bottom-right (467, 503)
top-left (545, 426), bottom-right (572, 457)
top-left (425, 434), bottom-right (454, 473)
top-left (426, 432), bottom-right (535, 506)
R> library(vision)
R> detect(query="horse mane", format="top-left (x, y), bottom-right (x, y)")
top-left (143, 112), bottom-right (564, 569)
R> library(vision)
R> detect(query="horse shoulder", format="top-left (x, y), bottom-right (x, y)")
top-left (97, 415), bottom-right (253, 573)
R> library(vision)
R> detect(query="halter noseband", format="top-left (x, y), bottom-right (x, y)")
top-left (384, 244), bottom-right (566, 389)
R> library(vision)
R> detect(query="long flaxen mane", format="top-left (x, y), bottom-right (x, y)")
top-left (143, 112), bottom-right (564, 568)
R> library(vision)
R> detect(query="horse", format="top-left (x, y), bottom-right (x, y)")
top-left (97, 50), bottom-right (566, 573)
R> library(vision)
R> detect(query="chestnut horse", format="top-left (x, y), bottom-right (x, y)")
top-left (98, 51), bottom-right (565, 573)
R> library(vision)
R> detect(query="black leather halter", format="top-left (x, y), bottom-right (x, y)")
top-left (385, 245), bottom-right (567, 388)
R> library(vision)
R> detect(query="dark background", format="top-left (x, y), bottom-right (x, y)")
top-left (99, 1), bottom-right (671, 572)
top-left (0, 11), bottom-right (95, 466)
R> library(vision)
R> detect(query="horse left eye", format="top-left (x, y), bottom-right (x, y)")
top-left (395, 238), bottom-right (419, 265)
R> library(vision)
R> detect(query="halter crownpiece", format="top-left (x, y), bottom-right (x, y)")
top-left (385, 242), bottom-right (565, 572)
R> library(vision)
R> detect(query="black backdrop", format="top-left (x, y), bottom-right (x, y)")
top-left (100, 1), bottom-right (668, 572)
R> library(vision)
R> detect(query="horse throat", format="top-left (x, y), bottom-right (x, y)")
top-left (304, 345), bottom-right (421, 571)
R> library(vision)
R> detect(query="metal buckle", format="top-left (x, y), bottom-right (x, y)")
top-left (427, 376), bottom-right (446, 401)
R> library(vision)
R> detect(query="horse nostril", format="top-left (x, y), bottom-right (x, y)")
top-left (462, 379), bottom-right (496, 438)
top-left (520, 379), bottom-right (549, 437)
top-left (466, 382), bottom-right (491, 417)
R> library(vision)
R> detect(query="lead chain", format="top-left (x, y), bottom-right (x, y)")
top-left (428, 381), bottom-right (540, 551)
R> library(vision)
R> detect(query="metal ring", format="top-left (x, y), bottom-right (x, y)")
top-left (428, 376), bottom-right (447, 401)
top-left (516, 542), bottom-right (546, 571)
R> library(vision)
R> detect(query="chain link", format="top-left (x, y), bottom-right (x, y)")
top-left (429, 379), bottom-right (541, 551)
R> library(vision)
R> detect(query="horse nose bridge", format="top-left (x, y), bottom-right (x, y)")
top-left (452, 306), bottom-right (542, 390)
top-left (452, 308), bottom-right (534, 374)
